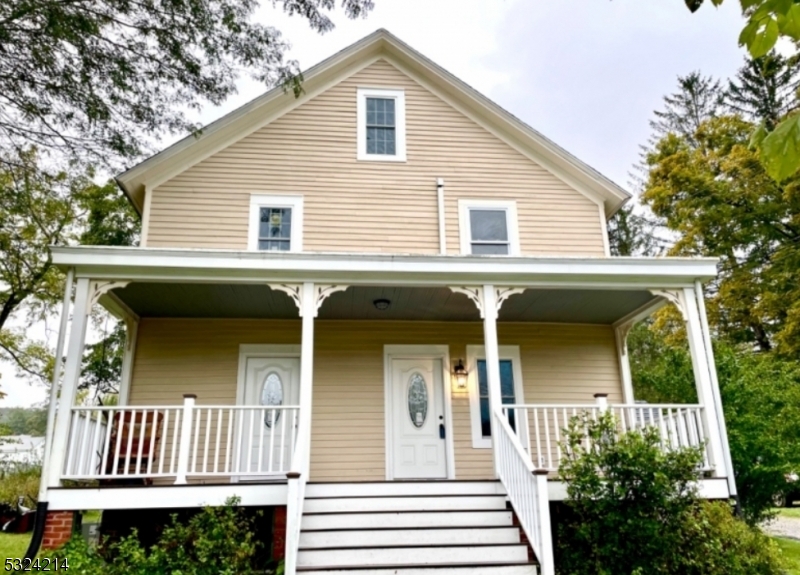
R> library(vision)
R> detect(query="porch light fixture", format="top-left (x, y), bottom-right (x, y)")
top-left (452, 359), bottom-right (468, 391)
top-left (373, 298), bottom-right (391, 311)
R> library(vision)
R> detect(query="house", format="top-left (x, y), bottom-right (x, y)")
top-left (37, 29), bottom-right (736, 575)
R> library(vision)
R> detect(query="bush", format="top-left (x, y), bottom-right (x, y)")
top-left (555, 412), bottom-right (784, 575)
top-left (0, 462), bottom-right (40, 507)
top-left (45, 497), bottom-right (275, 575)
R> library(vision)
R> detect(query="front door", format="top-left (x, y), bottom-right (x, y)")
top-left (391, 358), bottom-right (448, 479)
top-left (238, 356), bottom-right (300, 476)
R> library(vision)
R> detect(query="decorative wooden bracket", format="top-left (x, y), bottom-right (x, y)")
top-left (269, 284), bottom-right (303, 314)
top-left (495, 287), bottom-right (526, 312)
top-left (89, 281), bottom-right (130, 308)
top-left (650, 289), bottom-right (688, 320)
top-left (314, 285), bottom-right (348, 317)
top-left (449, 286), bottom-right (484, 318)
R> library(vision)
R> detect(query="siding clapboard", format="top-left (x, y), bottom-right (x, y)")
top-left (129, 319), bottom-right (622, 481)
top-left (147, 59), bottom-right (606, 256)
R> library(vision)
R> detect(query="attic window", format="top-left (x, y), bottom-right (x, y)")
top-left (248, 194), bottom-right (304, 252)
top-left (357, 88), bottom-right (406, 162)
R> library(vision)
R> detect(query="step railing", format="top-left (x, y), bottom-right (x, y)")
top-left (501, 403), bottom-right (712, 472)
top-left (494, 408), bottom-right (555, 575)
top-left (61, 397), bottom-right (300, 482)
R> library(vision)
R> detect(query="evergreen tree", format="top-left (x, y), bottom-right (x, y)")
top-left (726, 52), bottom-right (800, 129)
top-left (650, 72), bottom-right (724, 144)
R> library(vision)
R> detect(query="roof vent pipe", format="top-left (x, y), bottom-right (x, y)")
top-left (437, 178), bottom-right (446, 254)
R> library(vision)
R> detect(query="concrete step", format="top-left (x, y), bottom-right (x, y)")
top-left (303, 495), bottom-right (507, 514)
top-left (297, 544), bottom-right (531, 568)
top-left (305, 481), bottom-right (505, 498)
top-left (302, 510), bottom-right (515, 530)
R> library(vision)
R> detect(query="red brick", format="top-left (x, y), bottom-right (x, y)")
top-left (271, 506), bottom-right (287, 560)
top-left (41, 511), bottom-right (75, 550)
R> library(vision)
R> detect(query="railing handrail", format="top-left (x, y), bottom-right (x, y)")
top-left (503, 403), bottom-right (704, 410)
top-left (70, 404), bottom-right (302, 412)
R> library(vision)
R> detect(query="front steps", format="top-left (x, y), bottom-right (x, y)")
top-left (297, 481), bottom-right (539, 574)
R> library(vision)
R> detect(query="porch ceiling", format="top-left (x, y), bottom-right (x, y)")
top-left (111, 283), bottom-right (657, 324)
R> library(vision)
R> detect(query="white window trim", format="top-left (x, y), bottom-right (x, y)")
top-left (458, 199), bottom-right (520, 256)
top-left (465, 345), bottom-right (525, 449)
top-left (248, 194), bottom-right (304, 252)
top-left (357, 87), bottom-right (407, 162)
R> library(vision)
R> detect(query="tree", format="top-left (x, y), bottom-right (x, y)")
top-left (0, 149), bottom-right (138, 386)
top-left (684, 0), bottom-right (800, 181)
top-left (643, 115), bottom-right (800, 353)
top-left (607, 205), bottom-right (661, 256)
top-left (651, 71), bottom-right (724, 143)
top-left (727, 52), bottom-right (800, 129)
top-left (0, 0), bottom-right (375, 163)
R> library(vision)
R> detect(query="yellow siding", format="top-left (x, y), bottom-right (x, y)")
top-left (129, 319), bottom-right (622, 481)
top-left (147, 59), bottom-right (606, 256)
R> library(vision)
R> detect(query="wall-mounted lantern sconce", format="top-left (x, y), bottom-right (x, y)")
top-left (452, 359), bottom-right (468, 392)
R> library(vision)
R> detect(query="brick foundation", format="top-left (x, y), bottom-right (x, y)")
top-left (272, 506), bottom-right (287, 559)
top-left (42, 511), bottom-right (75, 550)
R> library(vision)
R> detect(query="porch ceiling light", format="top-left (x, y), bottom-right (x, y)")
top-left (452, 359), bottom-right (468, 391)
top-left (373, 298), bottom-right (391, 311)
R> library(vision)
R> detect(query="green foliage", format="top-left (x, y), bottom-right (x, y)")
top-left (557, 412), bottom-right (704, 575)
top-left (630, 324), bottom-right (800, 524)
top-left (726, 52), bottom-right (800, 129)
top-left (650, 71), bottom-right (724, 143)
top-left (0, 463), bottom-right (41, 507)
top-left (0, 148), bottom-right (140, 391)
top-left (555, 412), bottom-right (784, 574)
top-left (684, 0), bottom-right (800, 180)
top-left (606, 205), bottom-right (661, 256)
top-left (46, 498), bottom-right (269, 574)
top-left (80, 322), bottom-right (126, 397)
top-left (643, 114), bottom-right (800, 354)
top-left (0, 407), bottom-right (47, 435)
top-left (0, 0), bottom-right (374, 163)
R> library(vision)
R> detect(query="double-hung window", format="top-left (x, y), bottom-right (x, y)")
top-left (466, 345), bottom-right (525, 448)
top-left (248, 195), bottom-right (303, 252)
top-left (458, 200), bottom-right (520, 256)
top-left (357, 88), bottom-right (406, 161)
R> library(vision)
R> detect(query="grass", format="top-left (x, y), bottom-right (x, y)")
top-left (778, 506), bottom-right (800, 519)
top-left (775, 536), bottom-right (800, 574)
top-left (0, 532), bottom-right (31, 560)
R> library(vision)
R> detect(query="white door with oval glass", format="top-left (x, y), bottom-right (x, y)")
top-left (391, 358), bottom-right (447, 479)
top-left (238, 356), bottom-right (300, 478)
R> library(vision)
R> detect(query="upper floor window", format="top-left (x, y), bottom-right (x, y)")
top-left (248, 195), bottom-right (303, 252)
top-left (357, 88), bottom-right (406, 162)
top-left (458, 199), bottom-right (520, 256)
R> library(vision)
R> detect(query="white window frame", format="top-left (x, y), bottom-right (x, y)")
top-left (466, 345), bottom-right (525, 449)
top-left (458, 199), bottom-right (520, 256)
top-left (357, 87), bottom-right (407, 162)
top-left (248, 194), bottom-right (304, 252)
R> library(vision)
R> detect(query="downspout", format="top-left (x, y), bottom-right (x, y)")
top-left (695, 280), bottom-right (739, 508)
top-left (25, 268), bottom-right (75, 559)
top-left (437, 178), bottom-right (446, 254)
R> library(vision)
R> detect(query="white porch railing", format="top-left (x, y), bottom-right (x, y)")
top-left (494, 409), bottom-right (555, 575)
top-left (62, 399), bottom-right (300, 482)
top-left (502, 403), bottom-right (712, 473)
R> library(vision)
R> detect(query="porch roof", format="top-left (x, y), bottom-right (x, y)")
top-left (51, 247), bottom-right (718, 325)
top-left (51, 246), bottom-right (718, 287)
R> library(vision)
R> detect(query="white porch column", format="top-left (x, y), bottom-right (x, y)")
top-left (481, 284), bottom-right (503, 477)
top-left (694, 281), bottom-right (737, 497)
top-left (614, 324), bottom-right (635, 404)
top-left (47, 277), bottom-right (92, 487)
top-left (681, 287), bottom-right (727, 479)
top-left (298, 282), bottom-right (316, 476)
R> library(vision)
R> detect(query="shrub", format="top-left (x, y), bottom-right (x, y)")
top-left (555, 412), bottom-right (784, 575)
top-left (45, 497), bottom-right (273, 574)
top-left (0, 462), bottom-right (41, 507)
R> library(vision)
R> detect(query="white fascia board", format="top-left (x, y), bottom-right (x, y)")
top-left (46, 483), bottom-right (288, 511)
top-left (51, 247), bottom-right (719, 288)
top-left (547, 478), bottom-right (729, 501)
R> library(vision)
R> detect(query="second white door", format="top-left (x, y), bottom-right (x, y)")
top-left (391, 358), bottom-right (448, 479)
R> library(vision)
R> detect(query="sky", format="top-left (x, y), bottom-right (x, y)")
top-left (1, 0), bottom-right (747, 408)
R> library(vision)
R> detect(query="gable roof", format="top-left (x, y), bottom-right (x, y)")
top-left (117, 29), bottom-right (630, 217)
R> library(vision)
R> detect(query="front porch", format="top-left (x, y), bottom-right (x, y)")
top-left (40, 247), bottom-right (735, 575)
